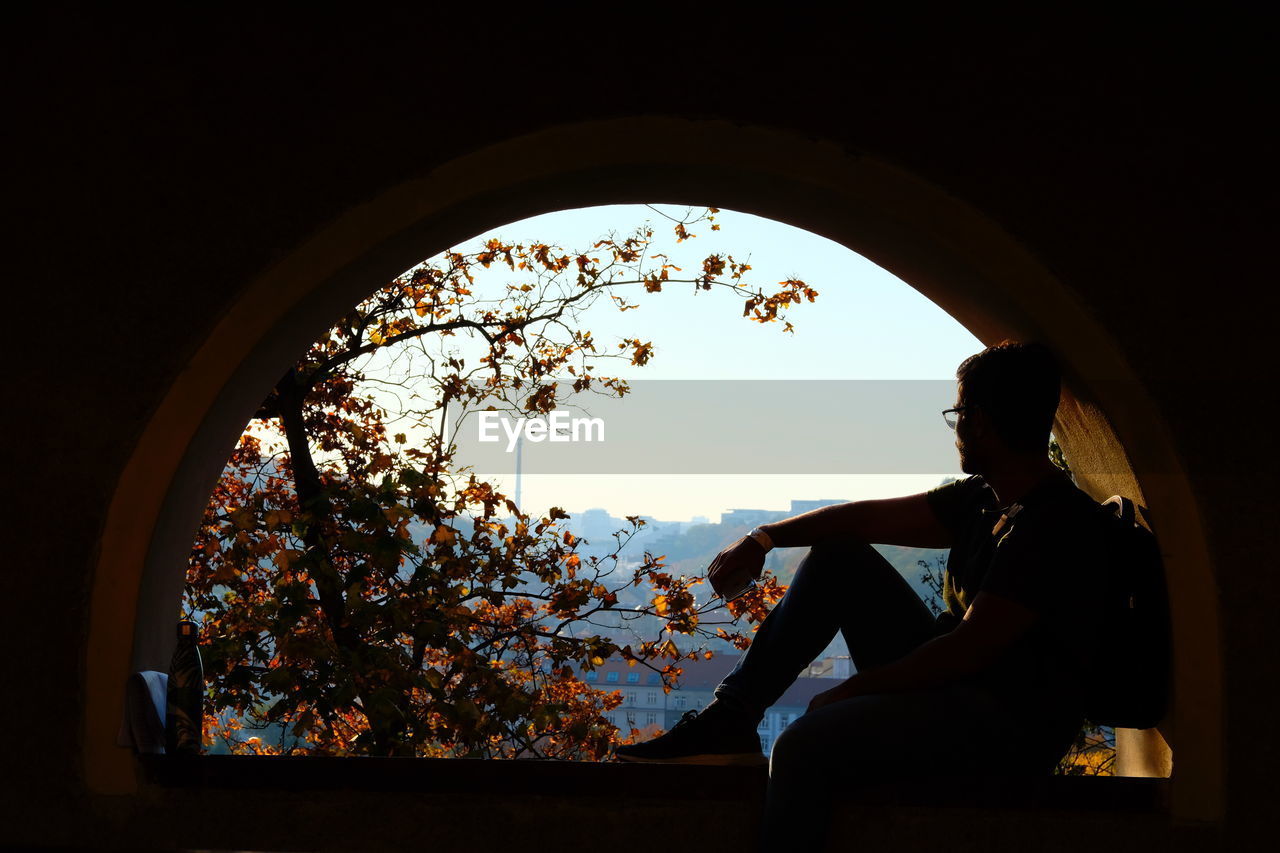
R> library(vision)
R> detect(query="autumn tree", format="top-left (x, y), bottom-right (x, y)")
top-left (186, 208), bottom-right (802, 758)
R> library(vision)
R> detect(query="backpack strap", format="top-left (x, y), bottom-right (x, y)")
top-left (1102, 494), bottom-right (1136, 527)
top-left (990, 501), bottom-right (1024, 536)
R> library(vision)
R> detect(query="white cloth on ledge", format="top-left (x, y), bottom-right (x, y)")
top-left (115, 670), bottom-right (167, 754)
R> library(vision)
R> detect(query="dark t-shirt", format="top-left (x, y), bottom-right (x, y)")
top-left (925, 470), bottom-right (1107, 720)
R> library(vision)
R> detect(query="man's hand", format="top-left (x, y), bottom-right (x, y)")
top-left (707, 536), bottom-right (767, 600)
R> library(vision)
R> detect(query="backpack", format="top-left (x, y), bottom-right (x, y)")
top-left (1077, 495), bottom-right (1172, 729)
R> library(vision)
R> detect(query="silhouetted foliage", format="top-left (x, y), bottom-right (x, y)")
top-left (186, 208), bottom-right (807, 757)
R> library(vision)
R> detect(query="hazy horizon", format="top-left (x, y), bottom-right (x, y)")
top-left (270, 203), bottom-right (981, 524)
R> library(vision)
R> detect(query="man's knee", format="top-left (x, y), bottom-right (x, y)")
top-left (791, 537), bottom-right (894, 602)
top-left (770, 699), bottom-right (910, 785)
top-left (769, 712), bottom-right (845, 783)
top-left (805, 536), bottom-right (889, 578)
top-left (807, 535), bottom-right (880, 564)
top-left (768, 717), bottom-right (819, 783)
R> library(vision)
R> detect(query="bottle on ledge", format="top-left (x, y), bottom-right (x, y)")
top-left (165, 619), bottom-right (204, 756)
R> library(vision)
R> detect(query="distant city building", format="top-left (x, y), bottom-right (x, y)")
top-left (806, 655), bottom-right (854, 679)
top-left (580, 507), bottom-right (620, 543)
top-left (565, 508), bottom-right (686, 553)
top-left (788, 498), bottom-right (849, 514)
top-left (719, 508), bottom-right (787, 528)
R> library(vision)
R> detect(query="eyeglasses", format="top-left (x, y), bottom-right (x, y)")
top-left (942, 406), bottom-right (970, 430)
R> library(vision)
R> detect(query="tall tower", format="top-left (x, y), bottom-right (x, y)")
top-left (513, 430), bottom-right (523, 511)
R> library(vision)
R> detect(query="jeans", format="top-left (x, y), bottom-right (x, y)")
top-left (714, 536), bottom-right (1082, 851)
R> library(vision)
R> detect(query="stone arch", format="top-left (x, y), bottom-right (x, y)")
top-left (85, 117), bottom-right (1219, 820)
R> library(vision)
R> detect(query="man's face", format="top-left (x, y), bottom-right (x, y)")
top-left (954, 382), bottom-right (979, 474)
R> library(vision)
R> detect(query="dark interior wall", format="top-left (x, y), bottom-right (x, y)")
top-left (4, 8), bottom-right (1275, 849)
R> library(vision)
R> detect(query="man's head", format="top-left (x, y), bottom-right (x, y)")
top-left (952, 341), bottom-right (1061, 473)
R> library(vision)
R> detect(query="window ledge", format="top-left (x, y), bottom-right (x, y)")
top-left (138, 754), bottom-right (1167, 812)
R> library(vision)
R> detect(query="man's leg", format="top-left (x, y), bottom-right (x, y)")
top-left (615, 537), bottom-right (940, 765)
top-left (760, 681), bottom-right (1057, 850)
top-left (715, 535), bottom-right (938, 721)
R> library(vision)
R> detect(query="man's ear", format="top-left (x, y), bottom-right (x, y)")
top-left (968, 405), bottom-right (989, 439)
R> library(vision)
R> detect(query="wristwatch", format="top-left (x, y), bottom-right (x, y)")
top-left (746, 526), bottom-right (774, 553)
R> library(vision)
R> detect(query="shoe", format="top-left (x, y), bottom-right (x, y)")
top-left (613, 703), bottom-right (767, 766)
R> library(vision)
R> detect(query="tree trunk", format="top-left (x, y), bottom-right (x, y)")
top-left (276, 367), bottom-right (411, 755)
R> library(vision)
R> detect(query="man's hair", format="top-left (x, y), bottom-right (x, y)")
top-left (955, 340), bottom-right (1061, 453)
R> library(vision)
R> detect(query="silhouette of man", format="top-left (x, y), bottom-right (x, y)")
top-left (615, 341), bottom-right (1107, 849)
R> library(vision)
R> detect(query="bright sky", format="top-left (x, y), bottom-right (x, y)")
top-left (353, 204), bottom-right (983, 523)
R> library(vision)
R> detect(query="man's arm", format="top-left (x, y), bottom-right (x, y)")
top-left (807, 591), bottom-right (1039, 711)
top-left (707, 493), bottom-right (951, 598)
top-left (761, 493), bottom-right (953, 550)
